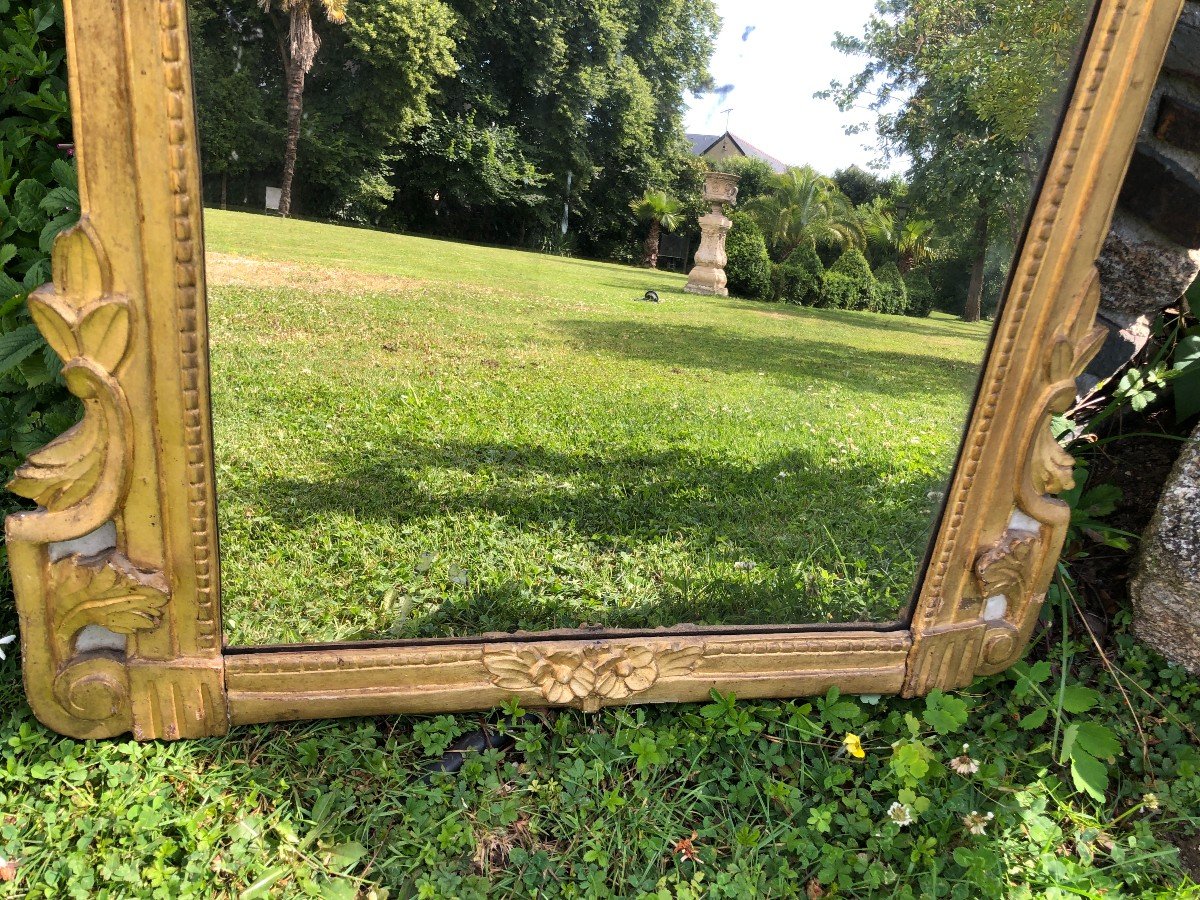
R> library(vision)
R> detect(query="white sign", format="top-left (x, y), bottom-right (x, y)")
top-left (265, 187), bottom-right (281, 211)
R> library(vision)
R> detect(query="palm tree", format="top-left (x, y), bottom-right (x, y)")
top-left (857, 200), bottom-right (940, 273)
top-left (259, 0), bottom-right (347, 217)
top-left (629, 190), bottom-right (685, 269)
top-left (745, 167), bottom-right (864, 261)
top-left (857, 197), bottom-right (897, 266)
top-left (896, 218), bottom-right (939, 273)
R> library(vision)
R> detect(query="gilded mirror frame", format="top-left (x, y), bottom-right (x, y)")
top-left (5, 0), bottom-right (1185, 739)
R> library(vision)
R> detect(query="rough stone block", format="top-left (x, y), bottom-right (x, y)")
top-left (1118, 145), bottom-right (1200, 249)
top-left (1163, 2), bottom-right (1200, 84)
top-left (1132, 427), bottom-right (1200, 674)
top-left (1095, 211), bottom-right (1200, 319)
top-left (1156, 95), bottom-right (1200, 152)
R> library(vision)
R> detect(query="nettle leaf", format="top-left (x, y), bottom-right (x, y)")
top-left (0, 271), bottom-right (22, 301)
top-left (49, 157), bottom-right (76, 190)
top-left (38, 184), bottom-right (76, 212)
top-left (12, 177), bottom-right (47, 232)
top-left (1075, 722), bottom-right (1120, 761)
top-left (1019, 707), bottom-right (1049, 730)
top-left (1012, 660), bottom-right (1052, 698)
top-left (1059, 684), bottom-right (1099, 714)
top-left (923, 689), bottom-right (970, 735)
top-left (0, 323), bottom-right (43, 374)
top-left (1070, 748), bottom-right (1109, 802)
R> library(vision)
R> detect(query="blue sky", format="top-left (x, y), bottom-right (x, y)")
top-left (683, 0), bottom-right (901, 176)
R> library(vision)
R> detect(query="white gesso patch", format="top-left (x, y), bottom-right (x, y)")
top-left (74, 625), bottom-right (127, 654)
top-left (48, 521), bottom-right (118, 561)
top-left (1008, 509), bottom-right (1042, 535)
top-left (983, 594), bottom-right (1009, 622)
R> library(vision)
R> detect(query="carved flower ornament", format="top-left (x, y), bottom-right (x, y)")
top-left (483, 644), bottom-right (703, 709)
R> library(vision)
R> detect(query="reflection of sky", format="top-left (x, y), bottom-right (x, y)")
top-left (684, 0), bottom-right (907, 176)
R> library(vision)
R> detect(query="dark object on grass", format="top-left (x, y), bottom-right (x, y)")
top-left (424, 714), bottom-right (541, 777)
top-left (639, 290), bottom-right (661, 303)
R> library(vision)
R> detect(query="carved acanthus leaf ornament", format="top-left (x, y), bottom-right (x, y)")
top-left (975, 530), bottom-right (1041, 602)
top-left (7, 226), bottom-right (132, 513)
top-left (51, 552), bottom-right (169, 648)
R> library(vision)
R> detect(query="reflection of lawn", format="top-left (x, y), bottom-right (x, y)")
top-left (204, 208), bottom-right (992, 646)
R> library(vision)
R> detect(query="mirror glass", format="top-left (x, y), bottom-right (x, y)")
top-left (190, 0), bottom-right (1094, 646)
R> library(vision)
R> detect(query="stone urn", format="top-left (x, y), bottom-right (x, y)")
top-left (685, 171), bottom-right (741, 297)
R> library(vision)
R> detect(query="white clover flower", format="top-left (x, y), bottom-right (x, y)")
top-left (0, 635), bottom-right (14, 661)
top-left (886, 802), bottom-right (913, 827)
top-left (963, 811), bottom-right (994, 835)
top-left (950, 743), bottom-right (980, 775)
top-left (733, 560), bottom-right (756, 572)
top-left (1142, 792), bottom-right (1160, 812)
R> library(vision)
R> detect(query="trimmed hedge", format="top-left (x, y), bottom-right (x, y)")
top-left (904, 269), bottom-right (936, 318)
top-left (774, 244), bottom-right (824, 305)
top-left (874, 261), bottom-right (908, 315)
top-left (725, 213), bottom-right (773, 301)
top-left (820, 248), bottom-right (878, 310)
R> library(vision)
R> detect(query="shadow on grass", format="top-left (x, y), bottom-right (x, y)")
top-left (223, 438), bottom-right (949, 640)
top-left (716, 302), bottom-right (997, 343)
top-left (552, 317), bottom-right (985, 401)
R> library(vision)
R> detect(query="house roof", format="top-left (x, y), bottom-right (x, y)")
top-left (685, 131), bottom-right (790, 174)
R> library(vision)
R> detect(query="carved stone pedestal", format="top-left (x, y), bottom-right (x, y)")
top-left (686, 171), bottom-right (740, 297)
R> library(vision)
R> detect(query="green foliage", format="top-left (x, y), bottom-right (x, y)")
top-left (825, 0), bottom-right (1092, 322)
top-left (874, 261), bottom-right (909, 316)
top-left (0, 0), bottom-right (81, 607)
top-left (903, 269), bottom-right (937, 318)
top-left (1075, 318), bottom-right (1200, 432)
top-left (710, 155), bottom-right (776, 206)
top-left (724, 213), bottom-right (772, 301)
top-left (745, 166), bottom-right (864, 262)
top-left (774, 243), bottom-right (824, 306)
top-left (821, 248), bottom-right (879, 311)
top-left (834, 165), bottom-right (899, 208)
top-left (189, 0), bottom-right (720, 253)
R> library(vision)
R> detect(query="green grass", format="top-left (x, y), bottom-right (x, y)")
top-left (203, 210), bottom-right (991, 646)
top-left (2, 613), bottom-right (1197, 898)
top-left (2, 213), bottom-right (1197, 899)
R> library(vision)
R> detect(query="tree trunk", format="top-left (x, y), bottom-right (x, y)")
top-left (220, 172), bottom-right (228, 211)
top-left (963, 207), bottom-right (989, 323)
top-left (279, 59), bottom-right (306, 218)
top-left (643, 219), bottom-right (662, 268)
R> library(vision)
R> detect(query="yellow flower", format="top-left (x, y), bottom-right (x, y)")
top-left (843, 733), bottom-right (865, 759)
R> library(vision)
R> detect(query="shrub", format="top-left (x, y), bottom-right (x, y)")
top-left (820, 248), bottom-right (878, 310)
top-left (774, 244), bottom-right (824, 305)
top-left (873, 262), bottom-right (908, 315)
top-left (1, 1), bottom-right (81, 606)
top-left (724, 213), bottom-right (773, 301)
top-left (904, 270), bottom-right (937, 318)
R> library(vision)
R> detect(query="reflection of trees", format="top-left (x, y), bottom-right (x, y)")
top-left (824, 0), bottom-right (1093, 321)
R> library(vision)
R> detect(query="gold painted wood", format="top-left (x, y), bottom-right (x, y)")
top-left (4, 0), bottom-right (1185, 739)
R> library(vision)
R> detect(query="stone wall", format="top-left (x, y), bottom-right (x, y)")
top-left (1084, 0), bottom-right (1200, 389)
top-left (1119, 1), bottom-right (1200, 673)
top-left (1132, 434), bottom-right (1200, 672)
